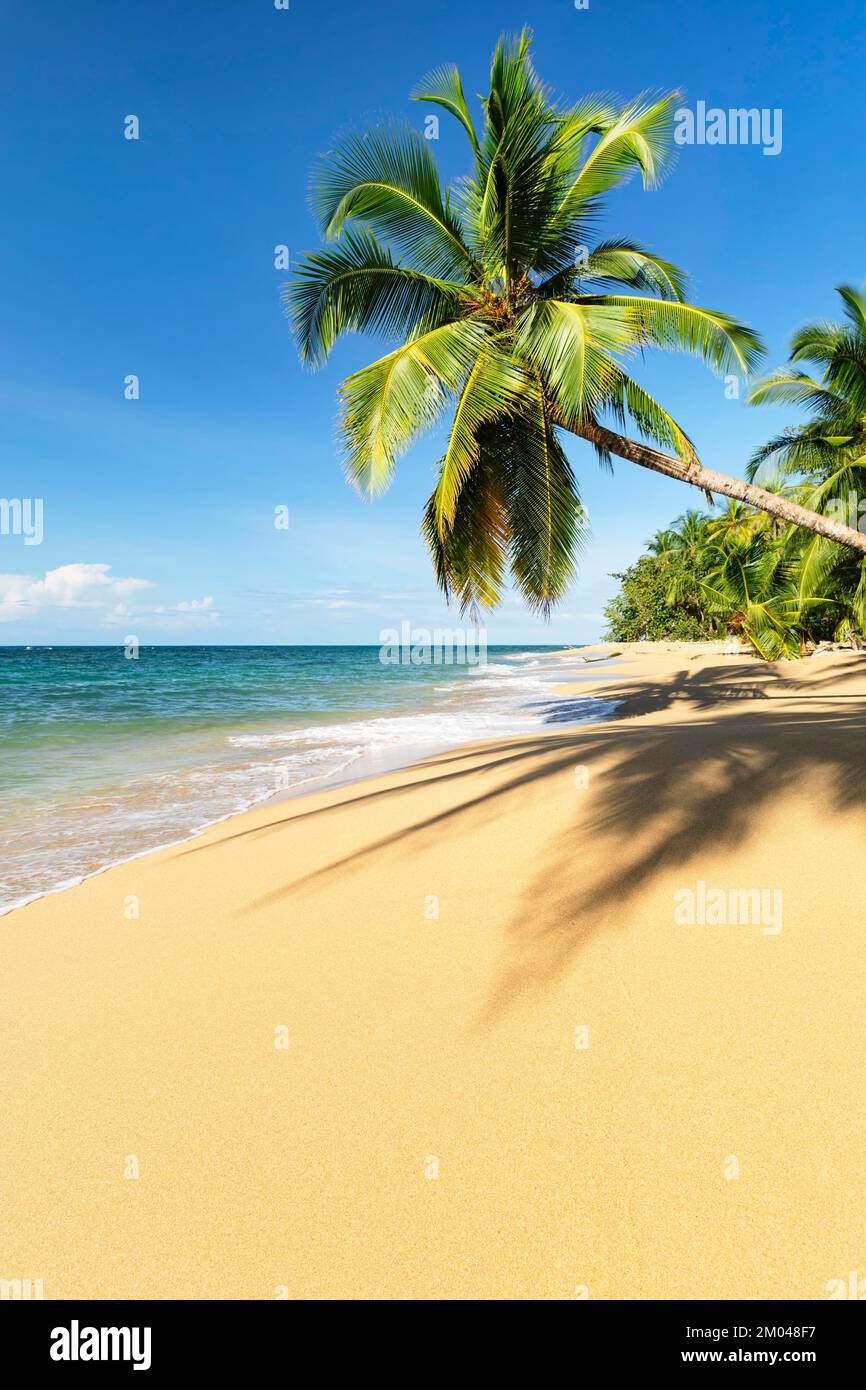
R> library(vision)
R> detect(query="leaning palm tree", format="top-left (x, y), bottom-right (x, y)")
top-left (287, 30), bottom-right (866, 617)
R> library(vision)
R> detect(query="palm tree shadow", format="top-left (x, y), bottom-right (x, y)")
top-left (183, 658), bottom-right (866, 1026)
top-left (479, 701), bottom-right (866, 1024)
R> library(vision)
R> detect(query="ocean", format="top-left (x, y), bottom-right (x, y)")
top-left (0, 644), bottom-right (615, 915)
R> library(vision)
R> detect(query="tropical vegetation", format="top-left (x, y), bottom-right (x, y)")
top-left (605, 283), bottom-right (866, 659)
top-left (287, 30), bottom-right (866, 634)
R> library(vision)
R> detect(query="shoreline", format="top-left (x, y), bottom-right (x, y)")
top-left (5, 640), bottom-right (866, 1298)
top-left (0, 645), bottom-right (619, 921)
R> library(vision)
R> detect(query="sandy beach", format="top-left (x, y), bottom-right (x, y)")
top-left (3, 641), bottom-right (866, 1300)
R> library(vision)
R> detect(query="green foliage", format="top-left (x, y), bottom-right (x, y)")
top-left (603, 553), bottom-right (714, 642)
top-left (606, 285), bottom-right (866, 659)
top-left (747, 284), bottom-right (866, 501)
top-left (742, 283), bottom-right (866, 653)
top-left (287, 29), bottom-right (763, 616)
top-left (603, 494), bottom-right (866, 659)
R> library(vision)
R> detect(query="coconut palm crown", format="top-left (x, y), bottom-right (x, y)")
top-left (286, 31), bottom-right (866, 617)
top-left (747, 285), bottom-right (866, 505)
top-left (746, 285), bottom-right (866, 623)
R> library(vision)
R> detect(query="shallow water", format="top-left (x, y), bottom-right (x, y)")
top-left (0, 644), bottom-right (617, 914)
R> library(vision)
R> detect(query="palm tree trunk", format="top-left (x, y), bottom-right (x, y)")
top-left (573, 420), bottom-right (866, 556)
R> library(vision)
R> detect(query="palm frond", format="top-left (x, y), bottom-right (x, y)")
top-left (310, 125), bottom-right (475, 279)
top-left (600, 367), bottom-right (696, 461)
top-left (575, 239), bottom-right (688, 300)
top-left (432, 350), bottom-right (530, 533)
top-left (286, 227), bottom-right (467, 365)
top-left (339, 317), bottom-right (490, 495)
top-left (514, 299), bottom-right (630, 426)
top-left (837, 283), bottom-right (866, 337)
top-left (422, 443), bottom-right (508, 611)
top-left (796, 533), bottom-right (842, 605)
top-left (745, 427), bottom-right (845, 483)
top-left (550, 92), bottom-right (680, 228)
top-left (410, 63), bottom-right (480, 157)
top-left (746, 369), bottom-right (845, 412)
top-left (502, 378), bottom-right (587, 614)
top-left (585, 295), bottom-right (764, 374)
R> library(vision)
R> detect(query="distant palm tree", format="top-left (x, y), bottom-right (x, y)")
top-left (704, 498), bottom-right (763, 544)
top-left (287, 30), bottom-right (866, 617)
top-left (748, 284), bottom-right (866, 632)
top-left (701, 534), bottom-right (804, 660)
top-left (647, 527), bottom-right (679, 557)
top-left (668, 510), bottom-right (709, 559)
top-left (649, 509), bottom-right (716, 620)
top-left (747, 285), bottom-right (866, 500)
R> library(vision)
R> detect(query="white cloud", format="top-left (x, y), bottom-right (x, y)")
top-left (105, 595), bottom-right (220, 631)
top-left (307, 597), bottom-right (381, 611)
top-left (114, 576), bottom-right (154, 596)
top-left (0, 565), bottom-right (219, 631)
top-left (302, 587), bottom-right (383, 612)
top-left (177, 596), bottom-right (214, 612)
top-left (0, 563), bottom-right (153, 622)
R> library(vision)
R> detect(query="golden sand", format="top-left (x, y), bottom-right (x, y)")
top-left (3, 642), bottom-right (866, 1299)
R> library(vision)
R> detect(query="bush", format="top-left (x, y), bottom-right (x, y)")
top-left (602, 555), bottom-right (715, 642)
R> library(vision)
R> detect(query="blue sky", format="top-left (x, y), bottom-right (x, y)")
top-left (1, 0), bottom-right (864, 644)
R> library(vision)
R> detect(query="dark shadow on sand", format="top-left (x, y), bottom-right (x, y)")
top-left (178, 657), bottom-right (866, 1024)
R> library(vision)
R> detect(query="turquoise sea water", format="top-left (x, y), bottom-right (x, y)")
top-left (0, 644), bottom-right (613, 915)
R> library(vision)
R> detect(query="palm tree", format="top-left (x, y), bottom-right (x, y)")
top-left (748, 284), bottom-right (866, 638)
top-left (667, 510), bottom-right (709, 560)
top-left (649, 509), bottom-right (716, 623)
top-left (287, 30), bottom-right (866, 619)
top-left (704, 498), bottom-right (764, 544)
top-left (700, 534), bottom-right (804, 660)
top-left (747, 285), bottom-right (866, 505)
top-left (646, 527), bottom-right (679, 558)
